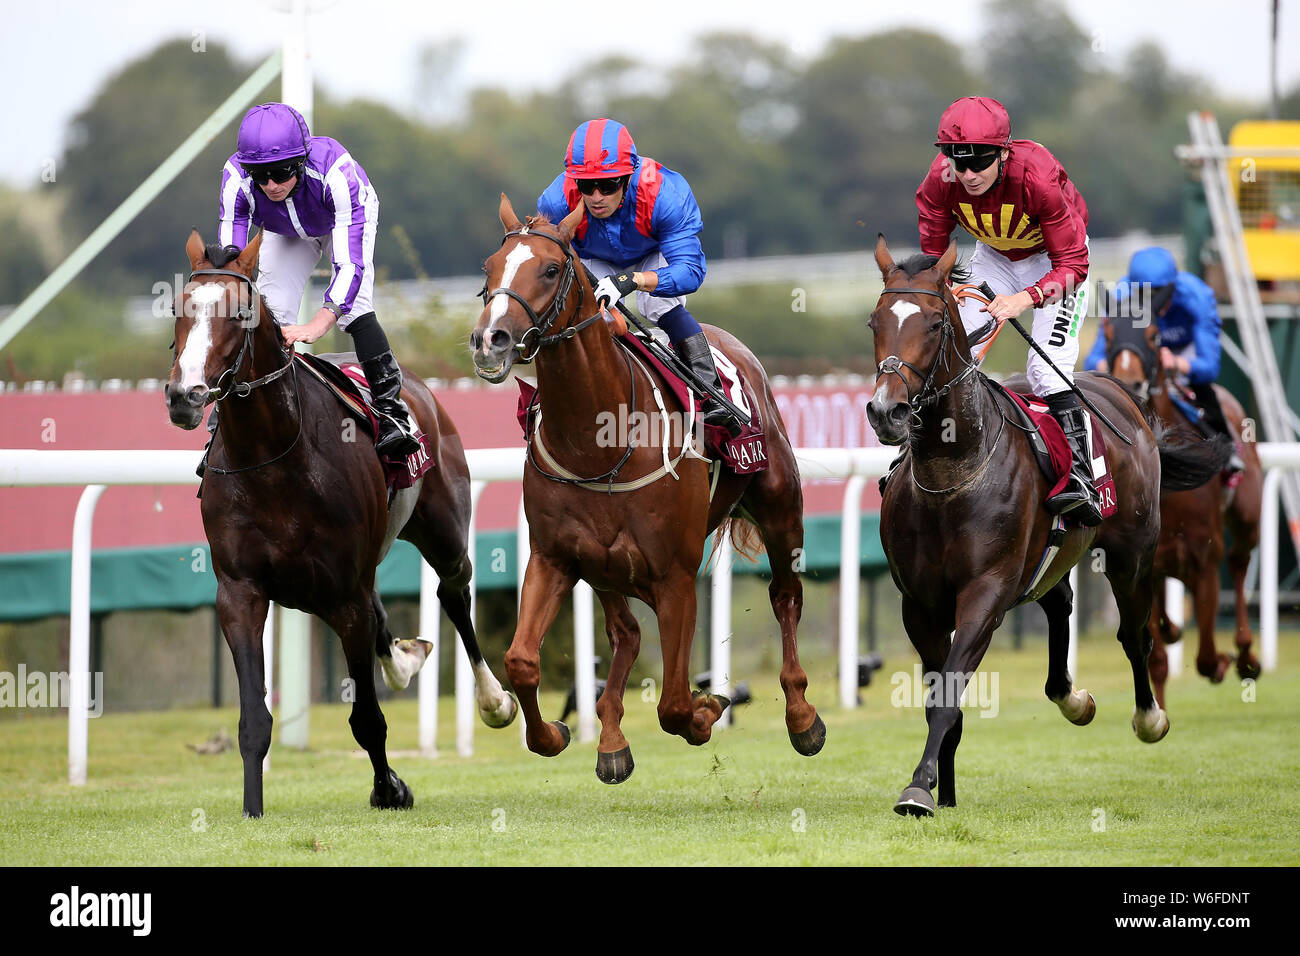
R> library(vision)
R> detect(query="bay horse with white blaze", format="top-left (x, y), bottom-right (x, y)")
top-left (165, 229), bottom-right (516, 817)
top-left (468, 195), bottom-right (822, 783)
top-left (1103, 313), bottom-right (1261, 704)
top-left (864, 237), bottom-right (1230, 816)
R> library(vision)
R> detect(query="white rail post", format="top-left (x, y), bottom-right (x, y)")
top-left (839, 475), bottom-right (867, 709)
top-left (1164, 580), bottom-right (1186, 678)
top-left (574, 582), bottom-right (597, 741)
top-left (710, 532), bottom-right (734, 729)
top-left (1067, 565), bottom-right (1079, 681)
top-left (262, 603), bottom-right (274, 773)
top-left (68, 484), bottom-right (106, 786)
top-left (417, 560), bottom-right (441, 757)
top-left (516, 494), bottom-right (529, 748)
top-left (1261, 468), bottom-right (1281, 672)
top-left (458, 481), bottom-right (486, 756)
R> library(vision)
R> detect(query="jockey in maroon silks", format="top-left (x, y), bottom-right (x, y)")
top-left (916, 95), bottom-right (1102, 525)
top-left (200, 102), bottom-right (420, 475)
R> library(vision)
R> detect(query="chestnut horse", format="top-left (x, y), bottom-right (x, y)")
top-left (165, 230), bottom-right (516, 817)
top-left (864, 237), bottom-right (1230, 816)
top-left (468, 196), bottom-right (822, 783)
top-left (1103, 314), bottom-right (1262, 705)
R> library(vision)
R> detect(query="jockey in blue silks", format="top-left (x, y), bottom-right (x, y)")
top-left (1083, 245), bottom-right (1245, 474)
top-left (537, 118), bottom-right (738, 432)
top-left (200, 102), bottom-right (419, 475)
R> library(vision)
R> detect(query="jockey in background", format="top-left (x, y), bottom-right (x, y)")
top-left (1084, 246), bottom-right (1246, 475)
top-left (916, 95), bottom-right (1101, 525)
top-left (537, 118), bottom-right (739, 433)
top-left (201, 102), bottom-right (420, 476)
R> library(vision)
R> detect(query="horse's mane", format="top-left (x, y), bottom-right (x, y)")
top-left (204, 243), bottom-right (241, 268)
top-left (895, 252), bottom-right (972, 285)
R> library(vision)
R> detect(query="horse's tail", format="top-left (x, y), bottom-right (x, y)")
top-left (709, 515), bottom-right (764, 568)
top-left (1155, 420), bottom-right (1234, 492)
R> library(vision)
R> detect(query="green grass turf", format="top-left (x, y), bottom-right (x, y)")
top-left (2, 632), bottom-right (1298, 866)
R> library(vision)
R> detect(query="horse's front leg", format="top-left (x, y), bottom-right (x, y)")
top-left (1228, 546), bottom-right (1261, 680)
top-left (504, 554), bottom-right (577, 757)
top-left (897, 588), bottom-right (1002, 817)
top-left (653, 570), bottom-right (725, 745)
top-left (215, 579), bottom-right (272, 818)
top-left (1192, 566), bottom-right (1232, 683)
top-left (593, 592), bottom-right (643, 784)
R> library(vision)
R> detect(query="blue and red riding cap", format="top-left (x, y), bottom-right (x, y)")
top-left (564, 119), bottom-right (639, 179)
top-left (235, 103), bottom-right (311, 167)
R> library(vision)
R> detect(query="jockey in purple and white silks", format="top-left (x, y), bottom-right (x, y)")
top-left (536, 118), bottom-right (739, 433)
top-left (201, 102), bottom-right (419, 473)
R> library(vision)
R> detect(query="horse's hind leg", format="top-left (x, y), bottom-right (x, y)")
top-left (1106, 562), bottom-right (1170, 743)
top-left (216, 580), bottom-right (273, 818)
top-left (1192, 566), bottom-right (1232, 683)
top-left (744, 471), bottom-right (823, 755)
top-left (1040, 576), bottom-right (1096, 725)
top-left (593, 592), bottom-right (642, 784)
top-left (326, 596), bottom-right (412, 809)
top-left (1228, 544), bottom-right (1261, 680)
top-left (401, 517), bottom-right (516, 728)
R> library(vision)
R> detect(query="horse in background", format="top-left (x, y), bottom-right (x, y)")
top-left (165, 229), bottom-right (516, 817)
top-left (1103, 314), bottom-right (1262, 705)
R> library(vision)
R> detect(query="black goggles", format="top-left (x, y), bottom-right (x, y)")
top-left (246, 161), bottom-right (304, 186)
top-left (575, 176), bottom-right (627, 196)
top-left (942, 145), bottom-right (1001, 173)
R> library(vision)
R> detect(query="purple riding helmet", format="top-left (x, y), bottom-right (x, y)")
top-left (235, 103), bottom-right (311, 167)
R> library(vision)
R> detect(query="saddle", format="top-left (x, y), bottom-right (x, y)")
top-left (296, 352), bottom-right (434, 493)
top-left (515, 329), bottom-right (769, 477)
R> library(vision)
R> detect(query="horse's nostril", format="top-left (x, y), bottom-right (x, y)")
top-left (469, 330), bottom-right (482, 351)
top-left (186, 386), bottom-right (207, 406)
top-left (489, 329), bottom-right (512, 352)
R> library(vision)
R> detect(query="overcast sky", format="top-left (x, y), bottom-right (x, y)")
top-left (0, 0), bottom-right (1295, 187)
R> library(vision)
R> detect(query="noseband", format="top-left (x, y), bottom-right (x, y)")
top-left (875, 285), bottom-right (977, 411)
top-left (479, 227), bottom-right (604, 362)
top-left (187, 268), bottom-right (294, 403)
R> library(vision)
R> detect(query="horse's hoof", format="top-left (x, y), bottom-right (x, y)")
top-left (370, 770), bottom-right (414, 810)
top-left (595, 746), bottom-right (635, 785)
top-left (551, 720), bottom-right (572, 750)
top-left (1132, 707), bottom-right (1170, 744)
top-left (895, 786), bottom-right (936, 817)
top-left (480, 691), bottom-right (519, 729)
top-left (1061, 692), bottom-right (1095, 726)
top-left (1238, 656), bottom-right (1262, 681)
top-left (691, 689), bottom-right (731, 712)
top-left (788, 713), bottom-right (827, 756)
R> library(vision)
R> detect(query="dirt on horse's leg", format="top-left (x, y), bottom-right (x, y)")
top-left (1229, 547), bottom-right (1261, 680)
top-left (1108, 565), bottom-right (1169, 743)
top-left (594, 592), bottom-right (642, 784)
top-left (505, 556), bottom-right (577, 757)
top-left (1041, 576), bottom-right (1097, 724)
top-left (653, 573), bottom-right (721, 745)
top-left (328, 597), bottom-right (412, 809)
top-left (216, 581), bottom-right (272, 818)
top-left (1192, 568), bottom-right (1232, 683)
top-left (896, 597), bottom-right (960, 816)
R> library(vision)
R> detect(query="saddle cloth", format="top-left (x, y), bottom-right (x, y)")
top-left (514, 330), bottom-right (769, 475)
top-left (295, 352), bottom-right (434, 492)
top-left (995, 382), bottom-right (1118, 520)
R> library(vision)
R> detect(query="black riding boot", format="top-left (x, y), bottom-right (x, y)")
top-left (348, 312), bottom-right (420, 458)
top-left (1045, 391), bottom-right (1103, 526)
top-left (676, 332), bottom-right (741, 437)
top-left (1190, 382), bottom-right (1245, 476)
top-left (196, 405), bottom-right (219, 478)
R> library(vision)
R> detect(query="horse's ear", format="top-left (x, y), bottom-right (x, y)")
top-left (557, 203), bottom-right (586, 245)
top-left (499, 193), bottom-right (523, 233)
top-left (936, 241), bottom-right (958, 282)
top-left (874, 234), bottom-right (895, 279)
top-left (231, 230), bottom-right (263, 276)
top-left (186, 229), bottom-right (207, 271)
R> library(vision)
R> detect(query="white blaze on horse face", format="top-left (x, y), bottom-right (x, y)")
top-left (487, 243), bottom-right (536, 333)
top-left (890, 300), bottom-right (922, 332)
top-left (178, 285), bottom-right (225, 392)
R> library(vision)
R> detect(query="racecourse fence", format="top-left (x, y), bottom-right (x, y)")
top-left (1, 443), bottom-right (1297, 786)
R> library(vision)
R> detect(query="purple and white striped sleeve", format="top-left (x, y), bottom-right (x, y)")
top-left (323, 156), bottom-right (376, 315)
top-left (217, 161), bottom-right (251, 249)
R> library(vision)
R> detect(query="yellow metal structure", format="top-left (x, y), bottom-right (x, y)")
top-left (1230, 120), bottom-right (1300, 281)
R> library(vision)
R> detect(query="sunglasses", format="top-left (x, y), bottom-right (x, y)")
top-left (942, 147), bottom-right (1000, 174)
top-left (575, 177), bottom-right (626, 196)
top-left (246, 162), bottom-right (303, 186)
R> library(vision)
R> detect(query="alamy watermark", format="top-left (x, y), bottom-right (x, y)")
top-left (890, 664), bottom-right (999, 718)
top-left (0, 666), bottom-right (104, 717)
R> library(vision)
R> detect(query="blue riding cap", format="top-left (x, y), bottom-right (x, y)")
top-left (1127, 247), bottom-right (1178, 288)
top-left (235, 103), bottom-right (310, 166)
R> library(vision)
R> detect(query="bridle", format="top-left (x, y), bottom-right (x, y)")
top-left (479, 226), bottom-right (604, 362)
top-left (184, 268), bottom-right (302, 475)
top-left (874, 283), bottom-right (979, 412)
top-left (1106, 317), bottom-right (1161, 400)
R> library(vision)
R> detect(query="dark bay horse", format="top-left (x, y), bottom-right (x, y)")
top-left (864, 237), bottom-right (1230, 816)
top-left (165, 229), bottom-right (516, 817)
top-left (468, 195), bottom-right (822, 783)
top-left (1103, 314), bottom-right (1262, 703)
